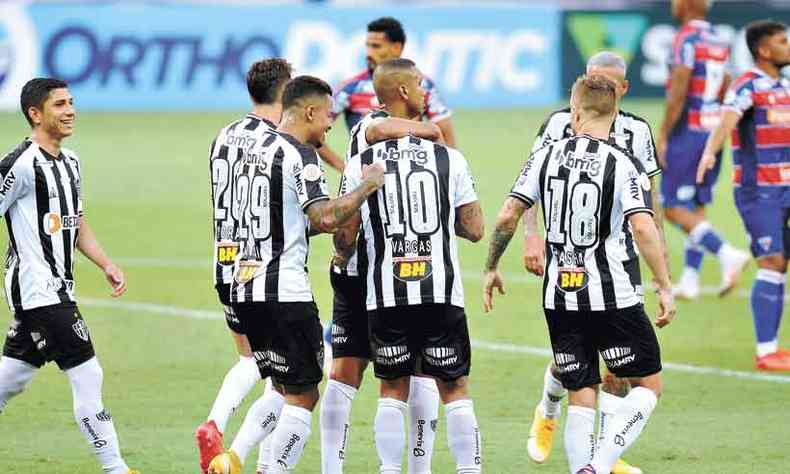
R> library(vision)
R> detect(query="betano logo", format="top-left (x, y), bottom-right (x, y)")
top-left (567, 13), bottom-right (647, 65)
top-left (43, 212), bottom-right (79, 235)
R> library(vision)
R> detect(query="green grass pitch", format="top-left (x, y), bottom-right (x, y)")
top-left (0, 100), bottom-right (788, 473)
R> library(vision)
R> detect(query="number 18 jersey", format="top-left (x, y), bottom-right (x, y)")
top-left (511, 135), bottom-right (653, 312)
top-left (342, 136), bottom-right (478, 310)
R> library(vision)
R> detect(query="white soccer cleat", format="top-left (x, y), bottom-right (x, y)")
top-left (672, 271), bottom-right (700, 301)
top-left (718, 250), bottom-right (750, 297)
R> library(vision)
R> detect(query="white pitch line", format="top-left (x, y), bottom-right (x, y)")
top-left (79, 297), bottom-right (790, 384)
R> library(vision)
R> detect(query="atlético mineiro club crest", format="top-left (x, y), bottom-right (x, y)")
top-left (72, 316), bottom-right (90, 342)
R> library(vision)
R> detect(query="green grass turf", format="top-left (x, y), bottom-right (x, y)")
top-left (0, 100), bottom-right (788, 473)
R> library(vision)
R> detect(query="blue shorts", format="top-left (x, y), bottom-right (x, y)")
top-left (737, 199), bottom-right (790, 258)
top-left (660, 128), bottom-right (721, 209)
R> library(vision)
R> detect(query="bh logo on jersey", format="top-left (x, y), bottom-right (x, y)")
top-left (556, 266), bottom-right (589, 293)
top-left (216, 242), bottom-right (239, 267)
top-left (393, 257), bottom-right (433, 283)
top-left (43, 212), bottom-right (79, 235)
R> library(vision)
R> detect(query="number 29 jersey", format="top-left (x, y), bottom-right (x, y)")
top-left (510, 135), bottom-right (653, 312)
top-left (342, 136), bottom-right (478, 310)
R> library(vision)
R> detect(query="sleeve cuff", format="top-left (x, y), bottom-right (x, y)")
top-left (623, 207), bottom-right (654, 218)
top-left (301, 195), bottom-right (330, 211)
top-left (508, 192), bottom-right (534, 207)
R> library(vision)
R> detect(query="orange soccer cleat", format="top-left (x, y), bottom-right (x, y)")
top-left (196, 420), bottom-right (225, 473)
top-left (755, 352), bottom-right (790, 371)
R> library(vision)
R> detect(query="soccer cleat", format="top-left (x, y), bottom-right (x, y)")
top-left (672, 283), bottom-right (700, 301)
top-left (196, 420), bottom-right (225, 473)
top-left (718, 250), bottom-right (750, 297)
top-left (526, 405), bottom-right (558, 463)
top-left (755, 352), bottom-right (790, 371)
top-left (207, 449), bottom-right (242, 474)
top-left (612, 458), bottom-right (643, 474)
top-left (576, 465), bottom-right (597, 474)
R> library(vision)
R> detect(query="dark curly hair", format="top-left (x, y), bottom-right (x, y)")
top-left (246, 58), bottom-right (293, 105)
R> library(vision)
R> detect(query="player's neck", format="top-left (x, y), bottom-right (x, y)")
top-left (382, 102), bottom-right (413, 120)
top-left (756, 60), bottom-right (781, 79)
top-left (576, 120), bottom-right (611, 141)
top-left (277, 118), bottom-right (310, 145)
top-left (251, 103), bottom-right (281, 125)
top-left (31, 129), bottom-right (62, 157)
top-left (683, 13), bottom-right (706, 24)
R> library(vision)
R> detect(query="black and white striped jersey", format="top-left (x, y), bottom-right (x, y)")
top-left (510, 135), bottom-right (653, 311)
top-left (0, 139), bottom-right (83, 312)
top-left (532, 108), bottom-right (661, 178)
top-left (332, 109), bottom-right (390, 277)
top-left (209, 114), bottom-right (277, 287)
top-left (342, 136), bottom-right (478, 310)
top-left (230, 130), bottom-right (329, 303)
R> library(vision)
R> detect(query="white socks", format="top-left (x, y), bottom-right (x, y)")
top-left (597, 391), bottom-right (622, 447)
top-left (565, 405), bottom-right (596, 474)
top-left (591, 387), bottom-right (658, 474)
top-left (208, 355), bottom-right (260, 433)
top-left (229, 380), bottom-right (285, 461)
top-left (66, 357), bottom-right (129, 474)
top-left (269, 404), bottom-right (313, 472)
top-left (445, 399), bottom-right (482, 474)
top-left (0, 356), bottom-right (37, 413)
top-left (540, 363), bottom-right (566, 419)
top-left (375, 398), bottom-right (408, 473)
top-left (320, 380), bottom-right (357, 474)
top-left (257, 436), bottom-right (272, 474)
top-left (407, 376), bottom-right (440, 474)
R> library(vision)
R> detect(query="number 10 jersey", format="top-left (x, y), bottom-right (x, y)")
top-left (511, 135), bottom-right (654, 312)
top-left (342, 136), bottom-right (478, 310)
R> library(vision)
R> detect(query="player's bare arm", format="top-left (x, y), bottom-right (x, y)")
top-left (436, 117), bottom-right (456, 148)
top-left (650, 177), bottom-right (671, 280)
top-left (483, 197), bottom-right (528, 312)
top-left (76, 216), bottom-right (127, 297)
top-left (305, 162), bottom-right (385, 234)
top-left (629, 212), bottom-right (676, 328)
top-left (332, 211), bottom-right (362, 269)
top-left (454, 201), bottom-right (484, 242)
top-left (522, 205), bottom-right (545, 276)
top-left (366, 117), bottom-right (442, 144)
top-left (696, 109), bottom-right (740, 183)
top-left (317, 145), bottom-right (345, 173)
top-left (657, 65), bottom-right (693, 164)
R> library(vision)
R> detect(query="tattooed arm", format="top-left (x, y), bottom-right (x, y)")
top-left (483, 197), bottom-right (529, 312)
top-left (333, 212), bottom-right (361, 269)
top-left (305, 163), bottom-right (385, 234)
top-left (455, 201), bottom-right (484, 242)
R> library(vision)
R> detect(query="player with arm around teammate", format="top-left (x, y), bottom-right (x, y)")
top-left (197, 58), bottom-right (293, 474)
top-left (207, 76), bottom-right (385, 474)
top-left (522, 51), bottom-right (662, 474)
top-left (333, 70), bottom-right (485, 473)
top-left (484, 76), bottom-right (675, 474)
top-left (321, 58), bottom-right (447, 474)
top-left (0, 78), bottom-right (137, 474)
top-left (318, 16), bottom-right (456, 170)
top-left (697, 20), bottom-right (790, 371)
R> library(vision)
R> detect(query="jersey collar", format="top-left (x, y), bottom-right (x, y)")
top-left (688, 19), bottom-right (711, 30)
top-left (246, 113), bottom-right (277, 129)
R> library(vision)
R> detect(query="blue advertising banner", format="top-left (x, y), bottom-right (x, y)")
top-left (0, 2), bottom-right (560, 110)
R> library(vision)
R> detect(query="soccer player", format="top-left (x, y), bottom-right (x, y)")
top-left (657, 0), bottom-right (748, 299)
top-left (0, 78), bottom-right (137, 474)
top-left (522, 51), bottom-right (662, 474)
top-left (484, 75), bottom-right (675, 474)
top-left (208, 76), bottom-right (385, 474)
top-left (696, 20), bottom-right (790, 371)
top-left (321, 59), bottom-right (445, 474)
top-left (334, 59), bottom-right (485, 474)
top-left (317, 16), bottom-right (456, 169)
top-left (197, 58), bottom-right (293, 474)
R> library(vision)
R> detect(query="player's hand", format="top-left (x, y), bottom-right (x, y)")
top-left (696, 151), bottom-right (717, 184)
top-left (523, 234), bottom-right (545, 276)
top-left (482, 270), bottom-right (505, 313)
top-left (654, 287), bottom-right (676, 328)
top-left (656, 134), bottom-right (668, 170)
top-left (362, 162), bottom-right (386, 190)
top-left (104, 263), bottom-right (127, 298)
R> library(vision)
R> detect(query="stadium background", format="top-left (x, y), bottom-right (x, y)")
top-left (0, 0), bottom-right (789, 472)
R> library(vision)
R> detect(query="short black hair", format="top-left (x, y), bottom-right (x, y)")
top-left (20, 78), bottom-right (68, 127)
top-left (282, 76), bottom-right (333, 110)
top-left (368, 17), bottom-right (406, 45)
top-left (247, 58), bottom-right (292, 105)
top-left (746, 20), bottom-right (787, 60)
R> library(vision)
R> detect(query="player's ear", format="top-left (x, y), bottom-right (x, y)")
top-left (27, 106), bottom-right (42, 127)
top-left (305, 103), bottom-right (315, 123)
top-left (621, 80), bottom-right (630, 96)
top-left (398, 84), bottom-right (409, 101)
